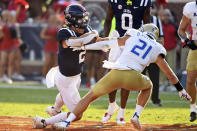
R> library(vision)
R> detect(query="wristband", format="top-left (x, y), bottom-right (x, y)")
top-left (173, 81), bottom-right (183, 91)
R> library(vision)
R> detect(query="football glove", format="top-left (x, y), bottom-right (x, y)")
top-left (183, 39), bottom-right (197, 50)
top-left (178, 89), bottom-right (192, 102)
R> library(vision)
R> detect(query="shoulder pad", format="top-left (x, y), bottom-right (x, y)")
top-left (183, 2), bottom-right (195, 17)
top-left (58, 28), bottom-right (76, 41)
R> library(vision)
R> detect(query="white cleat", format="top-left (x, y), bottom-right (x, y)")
top-left (4, 76), bottom-right (13, 84)
top-left (46, 106), bottom-right (61, 116)
top-left (12, 73), bottom-right (25, 81)
top-left (101, 103), bottom-right (119, 123)
top-left (116, 109), bottom-right (126, 125)
top-left (101, 112), bottom-right (112, 123)
top-left (117, 117), bottom-right (126, 125)
top-left (131, 112), bottom-right (141, 130)
top-left (53, 121), bottom-right (70, 131)
top-left (33, 115), bottom-right (46, 129)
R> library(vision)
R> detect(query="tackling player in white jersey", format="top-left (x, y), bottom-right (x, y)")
top-left (54, 24), bottom-right (192, 130)
top-left (178, 0), bottom-right (197, 122)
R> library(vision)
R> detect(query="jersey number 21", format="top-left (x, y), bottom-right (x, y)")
top-left (131, 39), bottom-right (152, 59)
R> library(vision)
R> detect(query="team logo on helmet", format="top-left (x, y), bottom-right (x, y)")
top-left (139, 24), bottom-right (159, 40)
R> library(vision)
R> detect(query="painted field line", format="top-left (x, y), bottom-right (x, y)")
top-left (0, 84), bottom-right (89, 91)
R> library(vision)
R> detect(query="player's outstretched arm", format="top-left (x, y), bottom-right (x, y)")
top-left (71, 34), bottom-right (129, 51)
top-left (66, 30), bottom-right (99, 47)
top-left (156, 55), bottom-right (192, 102)
top-left (78, 37), bottom-right (118, 52)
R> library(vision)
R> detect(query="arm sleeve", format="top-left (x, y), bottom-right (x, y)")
top-left (66, 30), bottom-right (98, 46)
top-left (84, 38), bottom-right (118, 50)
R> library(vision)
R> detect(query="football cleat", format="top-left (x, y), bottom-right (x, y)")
top-left (101, 113), bottom-right (112, 123)
top-left (53, 121), bottom-right (70, 130)
top-left (116, 109), bottom-right (126, 125)
top-left (117, 117), bottom-right (126, 125)
top-left (12, 73), bottom-right (25, 81)
top-left (190, 112), bottom-right (196, 122)
top-left (3, 75), bottom-right (13, 84)
top-left (46, 106), bottom-right (61, 116)
top-left (33, 115), bottom-right (46, 129)
top-left (101, 103), bottom-right (119, 123)
top-left (131, 112), bottom-right (141, 130)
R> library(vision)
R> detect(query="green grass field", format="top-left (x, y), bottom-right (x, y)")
top-left (0, 82), bottom-right (196, 126)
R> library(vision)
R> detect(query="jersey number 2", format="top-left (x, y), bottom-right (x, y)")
top-left (79, 51), bottom-right (86, 64)
top-left (131, 39), bottom-right (152, 59)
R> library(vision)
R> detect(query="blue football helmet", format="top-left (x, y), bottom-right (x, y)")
top-left (64, 4), bottom-right (89, 29)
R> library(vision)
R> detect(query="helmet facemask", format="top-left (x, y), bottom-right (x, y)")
top-left (64, 4), bottom-right (89, 29)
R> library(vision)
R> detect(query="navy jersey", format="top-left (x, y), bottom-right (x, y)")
top-left (109, 0), bottom-right (151, 36)
top-left (57, 26), bottom-right (92, 76)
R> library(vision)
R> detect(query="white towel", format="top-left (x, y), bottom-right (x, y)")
top-left (46, 66), bottom-right (59, 88)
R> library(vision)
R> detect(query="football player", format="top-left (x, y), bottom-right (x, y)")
top-left (178, 0), bottom-right (197, 122)
top-left (54, 24), bottom-right (192, 130)
top-left (32, 4), bottom-right (98, 129)
top-left (102, 0), bottom-right (152, 124)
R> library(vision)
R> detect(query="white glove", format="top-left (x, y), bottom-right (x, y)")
top-left (178, 89), bottom-right (192, 102)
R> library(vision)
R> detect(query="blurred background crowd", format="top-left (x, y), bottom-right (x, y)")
top-left (0, 0), bottom-right (192, 91)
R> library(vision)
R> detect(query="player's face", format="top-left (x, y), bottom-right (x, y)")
top-left (73, 27), bottom-right (85, 34)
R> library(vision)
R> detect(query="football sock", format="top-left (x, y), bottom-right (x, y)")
top-left (134, 105), bottom-right (144, 117)
top-left (107, 101), bottom-right (117, 114)
top-left (190, 104), bottom-right (197, 113)
top-left (45, 112), bottom-right (68, 125)
top-left (117, 108), bottom-right (125, 118)
top-left (54, 93), bottom-right (64, 112)
top-left (66, 113), bottom-right (76, 122)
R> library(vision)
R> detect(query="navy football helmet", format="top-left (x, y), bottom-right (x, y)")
top-left (64, 4), bottom-right (89, 29)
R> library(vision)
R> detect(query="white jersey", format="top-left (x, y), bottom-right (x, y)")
top-left (103, 29), bottom-right (166, 72)
top-left (108, 30), bottom-right (124, 62)
top-left (183, 2), bottom-right (197, 40)
top-left (108, 46), bottom-right (124, 62)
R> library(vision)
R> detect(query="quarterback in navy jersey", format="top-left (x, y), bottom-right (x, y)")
top-left (33, 4), bottom-right (98, 129)
top-left (57, 25), bottom-right (92, 77)
top-left (102, 0), bottom-right (151, 124)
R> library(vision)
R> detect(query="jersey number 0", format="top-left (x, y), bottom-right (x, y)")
top-left (131, 39), bottom-right (152, 59)
top-left (121, 13), bottom-right (133, 30)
